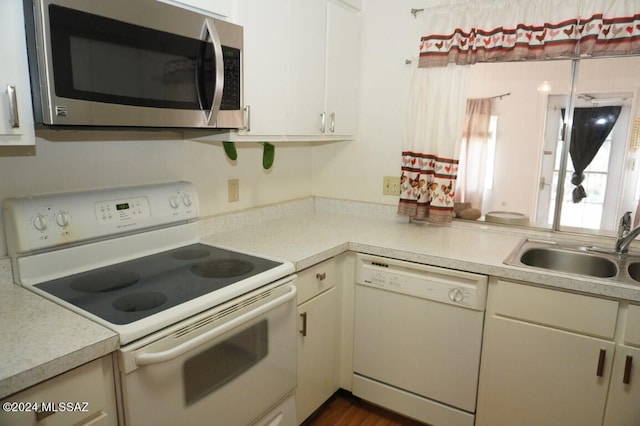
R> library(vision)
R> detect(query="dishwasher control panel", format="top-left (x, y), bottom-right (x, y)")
top-left (356, 254), bottom-right (488, 310)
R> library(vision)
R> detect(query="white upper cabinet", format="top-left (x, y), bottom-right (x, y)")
top-left (288, 0), bottom-right (360, 138)
top-left (235, 0), bottom-right (289, 136)
top-left (0, 0), bottom-right (36, 146)
top-left (160, 0), bottom-right (234, 18)
top-left (324, 1), bottom-right (360, 137)
top-left (287, 0), bottom-right (328, 136)
top-left (193, 0), bottom-right (361, 142)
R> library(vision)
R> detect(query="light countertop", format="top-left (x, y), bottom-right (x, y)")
top-left (0, 258), bottom-right (118, 399)
top-left (203, 210), bottom-right (640, 303)
top-left (3, 203), bottom-right (640, 398)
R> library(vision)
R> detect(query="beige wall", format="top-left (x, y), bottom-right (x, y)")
top-left (311, 0), bottom-right (425, 205)
top-left (0, 137), bottom-right (312, 256)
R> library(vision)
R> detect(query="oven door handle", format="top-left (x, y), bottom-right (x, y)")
top-left (134, 285), bottom-right (297, 367)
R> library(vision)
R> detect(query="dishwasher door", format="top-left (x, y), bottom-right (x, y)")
top-left (353, 254), bottom-right (487, 425)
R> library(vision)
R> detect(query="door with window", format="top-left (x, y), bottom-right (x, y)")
top-left (536, 94), bottom-right (633, 232)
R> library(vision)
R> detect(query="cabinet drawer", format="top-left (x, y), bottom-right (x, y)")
top-left (0, 357), bottom-right (112, 426)
top-left (296, 258), bottom-right (336, 305)
top-left (491, 280), bottom-right (618, 339)
top-left (624, 304), bottom-right (640, 347)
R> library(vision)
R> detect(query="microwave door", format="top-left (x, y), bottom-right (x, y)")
top-left (198, 19), bottom-right (224, 127)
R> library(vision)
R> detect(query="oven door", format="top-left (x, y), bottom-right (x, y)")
top-left (29, 0), bottom-right (242, 128)
top-left (116, 279), bottom-right (296, 426)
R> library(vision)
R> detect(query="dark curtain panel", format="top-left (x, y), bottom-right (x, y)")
top-left (561, 106), bottom-right (622, 203)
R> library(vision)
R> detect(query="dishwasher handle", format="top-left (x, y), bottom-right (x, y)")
top-left (135, 285), bottom-right (296, 367)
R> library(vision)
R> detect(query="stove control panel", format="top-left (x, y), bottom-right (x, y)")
top-left (95, 196), bottom-right (151, 225)
top-left (3, 181), bottom-right (198, 255)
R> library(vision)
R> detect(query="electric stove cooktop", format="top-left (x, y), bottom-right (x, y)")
top-left (35, 243), bottom-right (282, 325)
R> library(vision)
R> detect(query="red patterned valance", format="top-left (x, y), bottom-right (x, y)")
top-left (418, 4), bottom-right (640, 67)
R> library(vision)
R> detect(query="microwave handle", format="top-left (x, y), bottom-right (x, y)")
top-left (197, 19), bottom-right (224, 125)
top-left (134, 284), bottom-right (297, 367)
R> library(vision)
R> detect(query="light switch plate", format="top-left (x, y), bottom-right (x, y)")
top-left (383, 176), bottom-right (401, 196)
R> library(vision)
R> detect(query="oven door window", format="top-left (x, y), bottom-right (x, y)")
top-left (183, 320), bottom-right (268, 406)
top-left (48, 4), bottom-right (214, 110)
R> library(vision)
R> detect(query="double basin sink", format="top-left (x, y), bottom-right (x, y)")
top-left (505, 238), bottom-right (640, 285)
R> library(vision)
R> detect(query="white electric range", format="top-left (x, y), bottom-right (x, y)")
top-left (3, 182), bottom-right (298, 426)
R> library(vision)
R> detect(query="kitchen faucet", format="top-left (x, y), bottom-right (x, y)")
top-left (615, 211), bottom-right (640, 254)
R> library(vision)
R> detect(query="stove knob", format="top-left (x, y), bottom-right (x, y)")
top-left (448, 288), bottom-right (464, 303)
top-left (33, 214), bottom-right (47, 231)
top-left (56, 211), bottom-right (70, 227)
top-left (183, 194), bottom-right (193, 207)
top-left (169, 196), bottom-right (180, 209)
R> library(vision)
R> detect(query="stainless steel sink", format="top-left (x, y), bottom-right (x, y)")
top-left (519, 247), bottom-right (618, 278)
top-left (505, 238), bottom-right (640, 284)
top-left (628, 262), bottom-right (640, 282)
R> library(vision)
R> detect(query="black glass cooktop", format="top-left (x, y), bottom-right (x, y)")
top-left (35, 244), bottom-right (281, 325)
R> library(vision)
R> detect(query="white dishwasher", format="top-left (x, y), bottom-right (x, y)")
top-left (353, 254), bottom-right (488, 426)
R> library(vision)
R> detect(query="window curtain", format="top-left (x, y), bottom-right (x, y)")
top-left (398, 65), bottom-right (469, 223)
top-left (457, 98), bottom-right (493, 212)
top-left (399, 0), bottom-right (638, 223)
top-left (562, 106), bottom-right (622, 203)
top-left (418, 0), bottom-right (640, 68)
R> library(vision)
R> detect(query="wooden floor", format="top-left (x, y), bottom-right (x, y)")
top-left (302, 391), bottom-right (426, 426)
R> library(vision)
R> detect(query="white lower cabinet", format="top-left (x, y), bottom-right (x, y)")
top-left (476, 278), bottom-right (636, 426)
top-left (0, 356), bottom-right (117, 426)
top-left (603, 304), bottom-right (640, 426)
top-left (295, 258), bottom-right (340, 424)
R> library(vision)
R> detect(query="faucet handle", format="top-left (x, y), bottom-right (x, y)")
top-left (620, 211), bottom-right (632, 234)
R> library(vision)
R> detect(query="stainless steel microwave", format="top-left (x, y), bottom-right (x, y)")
top-left (23, 0), bottom-right (244, 129)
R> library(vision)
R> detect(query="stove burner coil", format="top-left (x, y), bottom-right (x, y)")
top-left (112, 291), bottom-right (168, 312)
top-left (191, 259), bottom-right (255, 279)
top-left (70, 271), bottom-right (140, 293)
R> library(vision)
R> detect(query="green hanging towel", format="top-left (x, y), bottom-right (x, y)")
top-left (262, 143), bottom-right (275, 169)
top-left (223, 141), bottom-right (237, 161)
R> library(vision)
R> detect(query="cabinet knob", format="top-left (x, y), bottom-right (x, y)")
top-left (316, 272), bottom-right (326, 281)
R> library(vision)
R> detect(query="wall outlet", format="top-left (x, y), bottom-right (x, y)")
top-left (228, 178), bottom-right (239, 202)
top-left (382, 176), bottom-right (401, 196)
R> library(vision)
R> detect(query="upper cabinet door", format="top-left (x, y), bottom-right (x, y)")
top-left (235, 0), bottom-right (289, 136)
top-left (189, 0), bottom-right (361, 143)
top-left (0, 0), bottom-right (35, 146)
top-left (288, 0), bottom-right (328, 135)
top-left (325, 1), bottom-right (360, 137)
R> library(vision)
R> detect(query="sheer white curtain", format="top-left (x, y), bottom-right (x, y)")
top-left (399, 0), bottom-right (639, 223)
top-left (457, 98), bottom-right (492, 213)
top-left (398, 65), bottom-right (469, 223)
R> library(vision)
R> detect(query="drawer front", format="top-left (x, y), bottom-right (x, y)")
top-left (491, 279), bottom-right (618, 339)
top-left (0, 357), bottom-right (113, 426)
top-left (296, 258), bottom-right (336, 305)
top-left (624, 304), bottom-right (640, 347)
